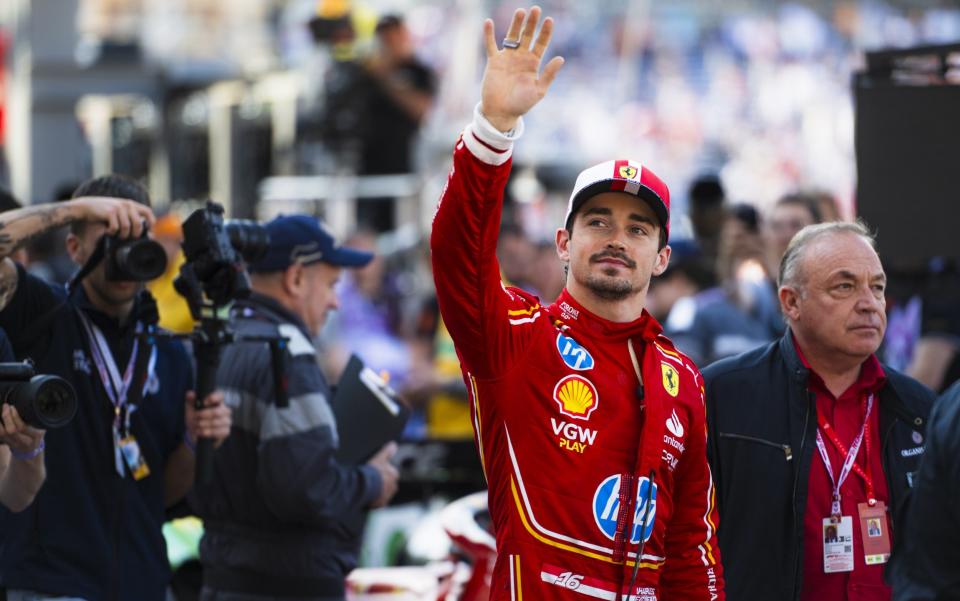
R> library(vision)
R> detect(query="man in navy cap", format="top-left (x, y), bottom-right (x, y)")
top-left (192, 214), bottom-right (400, 601)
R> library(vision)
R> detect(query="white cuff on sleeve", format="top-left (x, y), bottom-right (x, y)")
top-left (460, 103), bottom-right (525, 166)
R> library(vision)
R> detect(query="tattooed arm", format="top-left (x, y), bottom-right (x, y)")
top-left (0, 197), bottom-right (155, 311)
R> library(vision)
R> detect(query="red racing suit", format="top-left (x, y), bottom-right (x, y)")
top-left (430, 109), bottom-right (725, 601)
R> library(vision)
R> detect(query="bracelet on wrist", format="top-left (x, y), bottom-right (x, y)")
top-left (10, 439), bottom-right (44, 461)
top-left (183, 436), bottom-right (196, 453)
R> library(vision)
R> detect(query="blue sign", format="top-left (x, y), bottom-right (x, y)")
top-left (556, 333), bottom-right (595, 371)
top-left (592, 474), bottom-right (657, 544)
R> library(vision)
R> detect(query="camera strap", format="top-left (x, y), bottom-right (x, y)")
top-left (77, 310), bottom-right (157, 477)
top-left (67, 235), bottom-right (108, 294)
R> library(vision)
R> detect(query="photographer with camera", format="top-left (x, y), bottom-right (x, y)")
top-left (0, 328), bottom-right (46, 513)
top-left (0, 175), bottom-right (231, 601)
top-left (191, 214), bottom-right (398, 601)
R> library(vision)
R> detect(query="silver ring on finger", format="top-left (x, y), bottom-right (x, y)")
top-left (501, 38), bottom-right (521, 50)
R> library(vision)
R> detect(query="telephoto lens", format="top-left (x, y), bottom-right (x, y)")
top-left (225, 220), bottom-right (270, 263)
top-left (0, 372), bottom-right (78, 430)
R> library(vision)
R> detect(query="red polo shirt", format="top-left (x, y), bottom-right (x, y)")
top-left (795, 341), bottom-right (890, 601)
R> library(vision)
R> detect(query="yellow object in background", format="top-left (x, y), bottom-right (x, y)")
top-left (148, 252), bottom-right (195, 334)
top-left (426, 320), bottom-right (473, 440)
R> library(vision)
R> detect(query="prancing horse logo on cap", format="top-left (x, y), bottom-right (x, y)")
top-left (618, 165), bottom-right (638, 180)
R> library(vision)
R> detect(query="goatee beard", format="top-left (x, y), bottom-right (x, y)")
top-left (584, 273), bottom-right (635, 301)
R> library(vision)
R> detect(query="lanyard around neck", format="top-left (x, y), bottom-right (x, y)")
top-left (815, 393), bottom-right (876, 517)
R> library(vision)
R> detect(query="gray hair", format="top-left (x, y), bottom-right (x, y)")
top-left (777, 220), bottom-right (876, 290)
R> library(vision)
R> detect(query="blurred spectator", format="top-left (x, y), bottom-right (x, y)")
top-left (647, 238), bottom-right (711, 323)
top-left (891, 380), bottom-right (960, 600)
top-left (323, 229), bottom-right (410, 387)
top-left (906, 267), bottom-right (960, 393)
top-left (360, 14), bottom-right (437, 176)
top-left (688, 174), bottom-right (727, 268)
top-left (666, 205), bottom-right (780, 366)
top-left (315, 11), bottom-right (437, 231)
top-left (194, 214), bottom-right (398, 600)
top-left (528, 239), bottom-right (566, 303)
top-left (146, 212), bottom-right (194, 334)
top-left (764, 192), bottom-right (824, 278)
top-left (496, 223), bottom-right (537, 293)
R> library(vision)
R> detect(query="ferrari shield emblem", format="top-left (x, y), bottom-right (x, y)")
top-left (618, 165), bottom-right (638, 180)
top-left (661, 363), bottom-right (679, 397)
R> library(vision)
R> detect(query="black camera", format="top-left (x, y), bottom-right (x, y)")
top-left (103, 231), bottom-right (168, 282)
top-left (0, 361), bottom-right (78, 429)
top-left (177, 202), bottom-right (269, 308)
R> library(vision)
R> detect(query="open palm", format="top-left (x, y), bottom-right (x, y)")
top-left (480, 6), bottom-right (565, 132)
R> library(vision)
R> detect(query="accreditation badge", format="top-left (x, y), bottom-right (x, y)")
top-left (822, 516), bottom-right (854, 573)
top-left (858, 501), bottom-right (891, 565)
top-left (119, 434), bottom-right (151, 480)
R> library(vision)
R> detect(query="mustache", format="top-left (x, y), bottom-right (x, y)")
top-left (590, 250), bottom-right (636, 269)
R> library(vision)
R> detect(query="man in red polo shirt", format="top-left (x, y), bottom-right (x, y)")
top-left (703, 221), bottom-right (934, 600)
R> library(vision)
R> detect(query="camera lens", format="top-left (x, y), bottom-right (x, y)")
top-left (225, 221), bottom-right (270, 263)
top-left (113, 239), bottom-right (168, 281)
top-left (3, 375), bottom-right (78, 430)
top-left (30, 377), bottom-right (78, 429)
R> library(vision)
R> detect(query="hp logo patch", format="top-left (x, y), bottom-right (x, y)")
top-left (592, 474), bottom-right (658, 544)
top-left (556, 333), bottom-right (594, 371)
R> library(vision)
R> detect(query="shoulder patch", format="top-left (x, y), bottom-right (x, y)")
top-left (661, 362), bottom-right (680, 397)
top-left (278, 324), bottom-right (315, 357)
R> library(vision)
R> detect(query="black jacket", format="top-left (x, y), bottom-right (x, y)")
top-left (191, 293), bottom-right (382, 598)
top-left (891, 380), bottom-right (960, 601)
top-left (703, 331), bottom-right (934, 601)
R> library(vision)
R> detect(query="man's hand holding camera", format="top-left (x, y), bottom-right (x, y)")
top-left (0, 404), bottom-right (45, 460)
top-left (65, 196), bottom-right (156, 239)
top-left (0, 403), bottom-right (46, 512)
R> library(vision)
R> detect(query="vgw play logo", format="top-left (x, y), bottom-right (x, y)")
top-left (592, 474), bottom-right (657, 544)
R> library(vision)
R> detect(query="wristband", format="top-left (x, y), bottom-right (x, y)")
top-left (183, 436), bottom-right (196, 453)
top-left (10, 439), bottom-right (44, 461)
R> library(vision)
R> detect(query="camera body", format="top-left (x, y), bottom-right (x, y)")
top-left (178, 201), bottom-right (269, 309)
top-left (0, 362), bottom-right (78, 429)
top-left (103, 231), bottom-right (168, 282)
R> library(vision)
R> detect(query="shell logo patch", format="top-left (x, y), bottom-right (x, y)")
top-left (553, 375), bottom-right (599, 421)
top-left (661, 362), bottom-right (679, 397)
top-left (618, 165), bottom-right (638, 180)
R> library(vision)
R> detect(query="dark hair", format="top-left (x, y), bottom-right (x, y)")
top-left (375, 14), bottom-right (404, 34)
top-left (729, 203), bottom-right (761, 234)
top-left (689, 174), bottom-right (725, 208)
top-left (776, 192), bottom-right (823, 225)
top-left (70, 174), bottom-right (150, 235)
top-left (0, 187), bottom-right (22, 213)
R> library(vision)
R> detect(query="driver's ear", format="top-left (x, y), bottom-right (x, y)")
top-left (556, 227), bottom-right (571, 263)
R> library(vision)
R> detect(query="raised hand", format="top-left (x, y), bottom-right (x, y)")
top-left (68, 196), bottom-right (156, 239)
top-left (480, 6), bottom-right (565, 133)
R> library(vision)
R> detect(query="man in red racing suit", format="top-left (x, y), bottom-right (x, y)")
top-left (430, 7), bottom-right (725, 601)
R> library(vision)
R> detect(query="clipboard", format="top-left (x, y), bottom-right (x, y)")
top-left (330, 354), bottom-right (410, 465)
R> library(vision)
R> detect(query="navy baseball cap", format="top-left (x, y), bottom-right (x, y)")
top-left (249, 214), bottom-right (374, 273)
